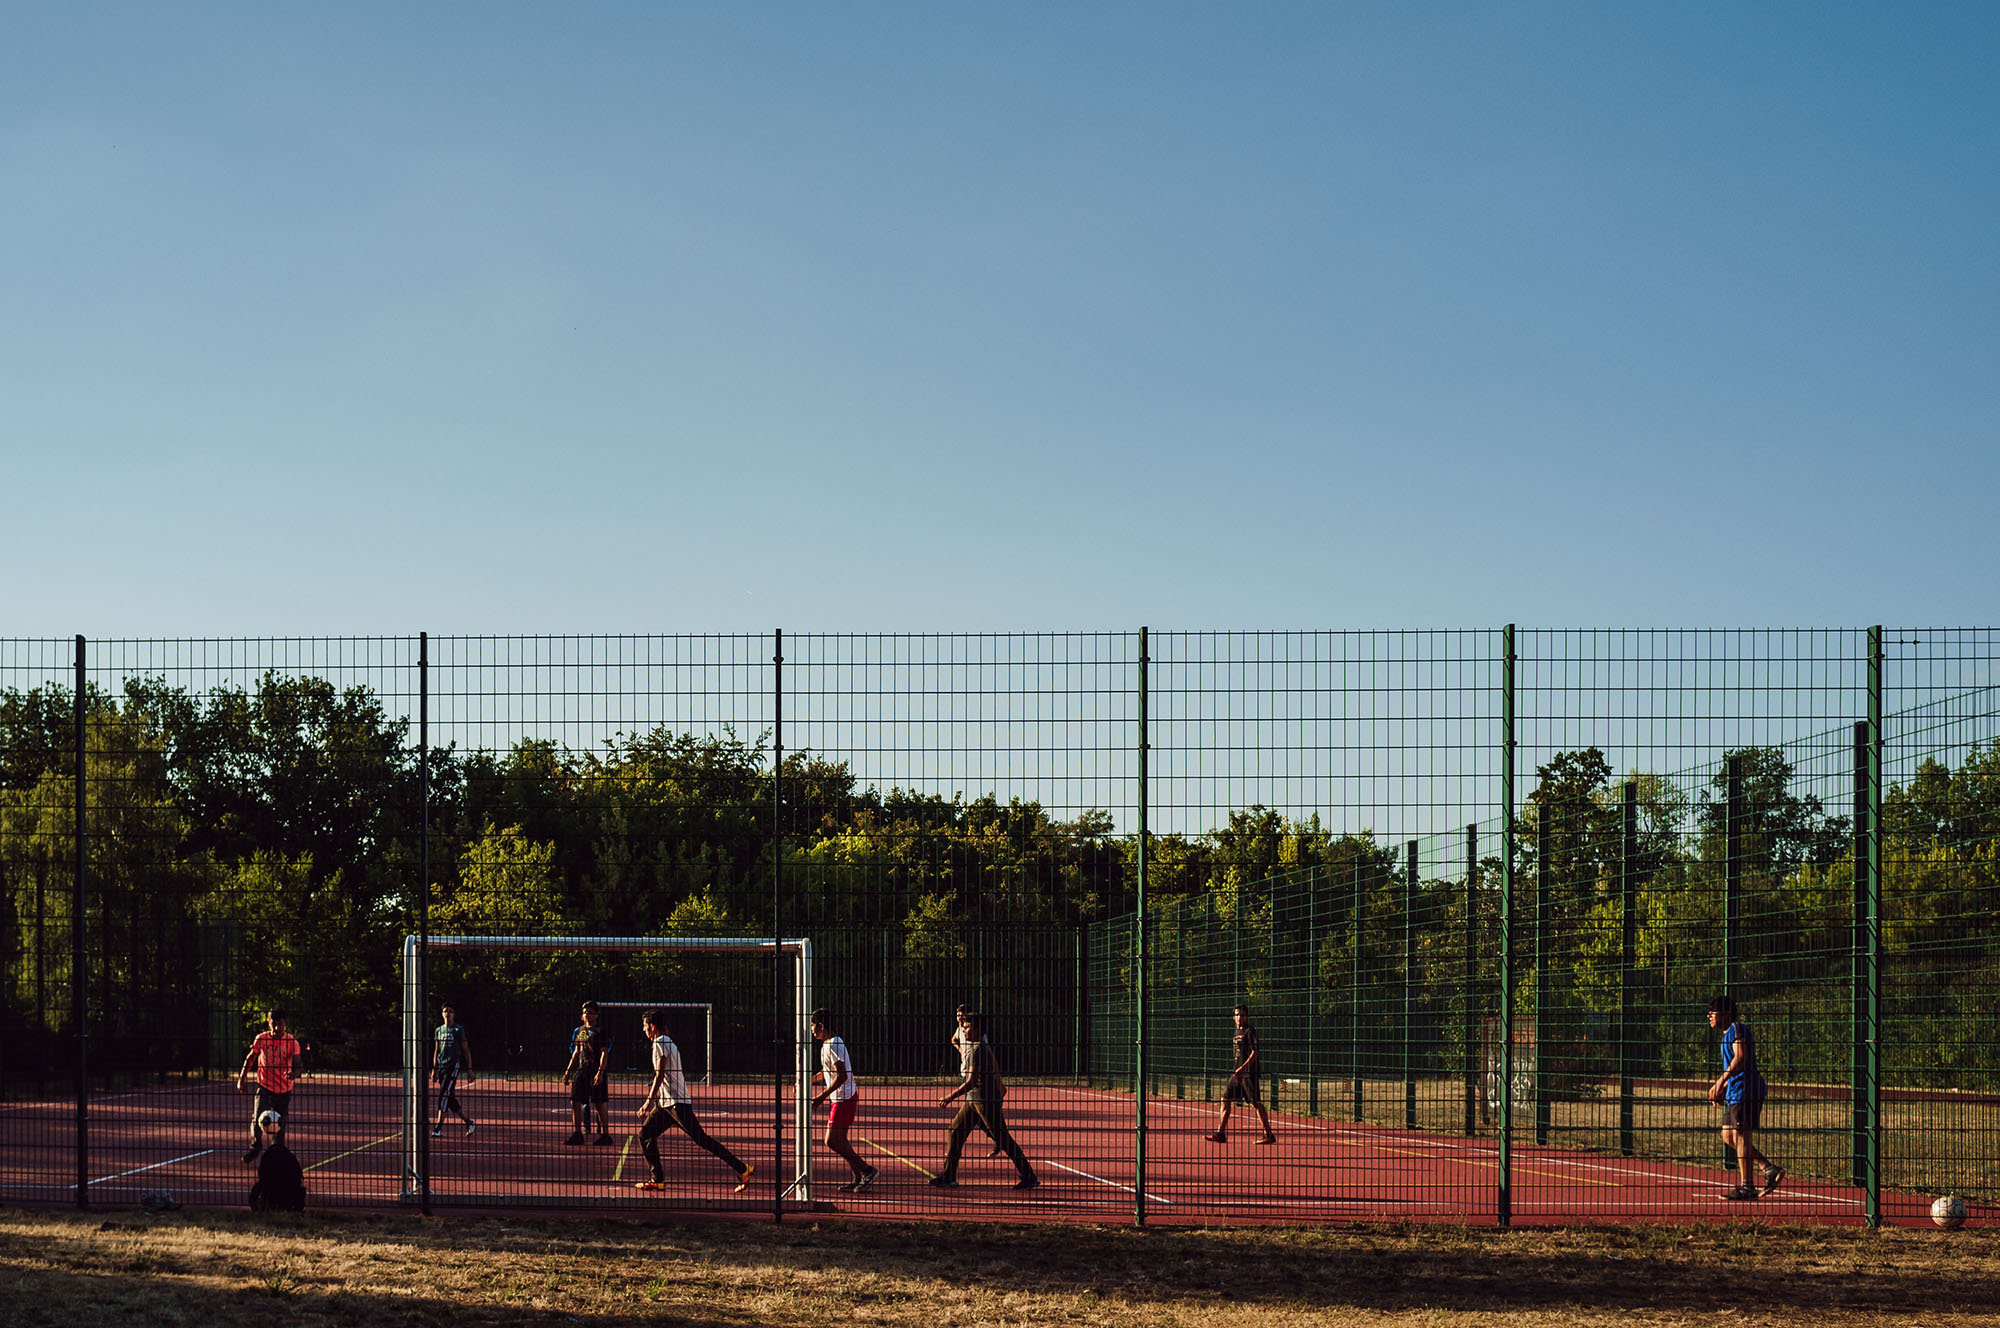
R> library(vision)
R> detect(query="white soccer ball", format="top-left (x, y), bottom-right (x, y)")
top-left (257, 1109), bottom-right (284, 1131)
top-left (1931, 1195), bottom-right (1967, 1230)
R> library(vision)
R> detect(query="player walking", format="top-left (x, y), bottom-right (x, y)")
top-left (431, 1003), bottom-right (476, 1137)
top-left (1708, 994), bottom-right (1783, 1201)
top-left (632, 1009), bottom-right (753, 1193)
top-left (563, 1000), bottom-right (613, 1145)
top-left (235, 1008), bottom-right (303, 1164)
top-left (811, 1008), bottom-right (878, 1192)
top-left (932, 1012), bottom-right (1037, 1190)
top-left (1207, 1004), bottom-right (1276, 1145)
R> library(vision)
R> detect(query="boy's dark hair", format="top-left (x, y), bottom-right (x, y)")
top-left (1233, 1003), bottom-right (1250, 1016)
top-left (1708, 994), bottom-right (1739, 1022)
top-left (955, 1004), bottom-right (972, 1016)
top-left (964, 1012), bottom-right (987, 1038)
top-left (811, 1007), bottom-right (833, 1028)
top-left (641, 1008), bottom-right (662, 1030)
top-left (268, 1009), bottom-right (287, 1023)
top-left (581, 1000), bottom-right (600, 1014)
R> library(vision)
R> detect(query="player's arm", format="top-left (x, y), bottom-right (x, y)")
top-left (593, 1040), bottom-right (610, 1087)
top-left (236, 1044), bottom-right (259, 1093)
top-left (636, 1058), bottom-right (666, 1121)
top-left (940, 1061), bottom-right (976, 1105)
top-left (815, 1058), bottom-right (847, 1107)
top-left (1237, 1044), bottom-right (1259, 1076)
top-left (1711, 1038), bottom-right (1745, 1101)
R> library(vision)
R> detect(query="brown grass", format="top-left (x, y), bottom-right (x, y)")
top-left (0, 1207), bottom-right (1996, 1327)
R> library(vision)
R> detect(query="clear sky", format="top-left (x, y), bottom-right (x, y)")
top-left (4, 3), bottom-right (1995, 635)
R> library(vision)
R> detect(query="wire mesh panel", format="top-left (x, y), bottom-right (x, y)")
top-left (786, 633), bottom-right (1136, 1216)
top-left (0, 626), bottom-right (1993, 1227)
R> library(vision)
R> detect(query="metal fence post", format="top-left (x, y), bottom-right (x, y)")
top-left (1135, 626), bottom-right (1149, 1226)
top-left (772, 628), bottom-right (785, 1224)
top-left (1350, 851), bottom-right (1363, 1121)
top-left (1534, 812), bottom-right (1550, 1146)
top-left (1463, 822), bottom-right (1477, 1138)
top-left (1620, 780), bottom-right (1637, 1159)
top-left (1404, 839), bottom-right (1417, 1131)
top-left (1724, 753), bottom-right (1743, 997)
top-left (1307, 869), bottom-right (1319, 1116)
top-left (72, 635), bottom-right (88, 1211)
top-left (417, 632), bottom-right (431, 1215)
top-left (1861, 626), bottom-right (1883, 1224)
top-left (1497, 623), bottom-right (1516, 1225)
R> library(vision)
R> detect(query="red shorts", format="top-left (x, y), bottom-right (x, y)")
top-left (827, 1097), bottom-right (858, 1131)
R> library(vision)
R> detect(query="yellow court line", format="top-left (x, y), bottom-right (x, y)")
top-left (856, 1135), bottom-right (936, 1179)
top-left (304, 1132), bottom-right (399, 1173)
top-left (613, 1135), bottom-right (635, 1181)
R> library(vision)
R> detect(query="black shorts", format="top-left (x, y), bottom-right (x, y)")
top-left (253, 1087), bottom-right (293, 1123)
top-left (569, 1076), bottom-right (609, 1105)
top-left (1722, 1097), bottom-right (1762, 1132)
top-left (1224, 1075), bottom-right (1262, 1105)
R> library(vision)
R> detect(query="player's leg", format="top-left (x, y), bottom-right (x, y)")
top-left (567, 1081), bottom-right (588, 1143)
top-left (637, 1107), bottom-right (674, 1184)
top-left (1250, 1084), bottom-right (1275, 1143)
top-left (933, 1104), bottom-right (977, 1183)
top-left (1210, 1085), bottom-right (1237, 1141)
top-left (980, 1102), bottom-right (1036, 1187)
top-left (824, 1098), bottom-right (870, 1182)
top-left (672, 1105), bottom-right (749, 1180)
top-left (591, 1086), bottom-right (613, 1142)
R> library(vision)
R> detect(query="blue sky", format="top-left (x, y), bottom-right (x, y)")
top-left (4, 3), bottom-right (1995, 634)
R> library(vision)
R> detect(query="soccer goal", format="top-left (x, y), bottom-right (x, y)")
top-left (401, 933), bottom-right (813, 1207)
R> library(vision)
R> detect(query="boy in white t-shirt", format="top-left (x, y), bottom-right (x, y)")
top-left (811, 1008), bottom-right (878, 1193)
top-left (632, 1010), bottom-right (752, 1194)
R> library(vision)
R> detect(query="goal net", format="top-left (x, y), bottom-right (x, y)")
top-left (401, 934), bottom-right (813, 1209)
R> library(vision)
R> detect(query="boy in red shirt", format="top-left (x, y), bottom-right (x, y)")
top-left (236, 1009), bottom-right (303, 1164)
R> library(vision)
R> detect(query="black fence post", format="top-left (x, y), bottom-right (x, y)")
top-left (1620, 780), bottom-right (1637, 1159)
top-left (72, 635), bottom-right (88, 1211)
top-left (1463, 822), bottom-right (1477, 1138)
top-left (1534, 812), bottom-right (1550, 1146)
top-left (418, 632), bottom-right (431, 1215)
top-left (1722, 756), bottom-right (1741, 1175)
top-left (1350, 852), bottom-right (1363, 1122)
top-left (1134, 626), bottom-right (1150, 1227)
top-left (772, 628), bottom-right (784, 1224)
top-left (1404, 840), bottom-right (1417, 1131)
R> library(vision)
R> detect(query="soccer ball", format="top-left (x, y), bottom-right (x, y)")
top-left (257, 1109), bottom-right (284, 1131)
top-left (1931, 1195), bottom-right (1967, 1230)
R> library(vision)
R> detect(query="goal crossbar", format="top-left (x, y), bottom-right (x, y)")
top-left (401, 934), bottom-right (813, 1208)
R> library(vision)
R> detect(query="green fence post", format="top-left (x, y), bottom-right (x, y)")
top-left (1851, 628), bottom-right (1883, 1224)
top-left (1463, 822), bottom-right (1477, 1138)
top-left (1351, 851), bottom-right (1363, 1122)
top-left (1308, 868), bottom-right (1320, 1116)
top-left (72, 635), bottom-right (88, 1211)
top-left (1535, 812), bottom-right (1550, 1146)
top-left (1134, 627), bottom-right (1149, 1227)
top-left (1497, 623), bottom-right (1516, 1225)
top-left (1620, 780), bottom-right (1637, 1159)
top-left (1721, 755), bottom-right (1741, 1176)
top-left (1404, 839), bottom-right (1418, 1132)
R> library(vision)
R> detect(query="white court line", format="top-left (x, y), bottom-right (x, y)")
top-left (73, 1149), bottom-right (215, 1189)
top-left (1041, 1159), bottom-right (1172, 1204)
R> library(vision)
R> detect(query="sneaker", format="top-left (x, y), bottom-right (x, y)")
top-left (854, 1167), bottom-right (878, 1193)
top-left (465, 1121), bottom-right (476, 1137)
top-left (241, 1147), bottom-right (262, 1164)
top-left (592, 1133), bottom-right (615, 1146)
top-left (1013, 1176), bottom-right (1039, 1190)
top-left (1256, 1134), bottom-right (1277, 1146)
top-left (563, 1131), bottom-right (585, 1146)
top-left (1205, 1133), bottom-right (1226, 1144)
top-left (838, 1178), bottom-right (861, 1193)
top-left (929, 1175), bottom-right (957, 1187)
top-left (1722, 1183), bottom-right (1759, 1202)
top-left (431, 1125), bottom-right (442, 1137)
top-left (633, 1180), bottom-right (666, 1192)
top-left (989, 1146), bottom-right (1005, 1157)
top-left (1760, 1165), bottom-right (1785, 1197)
top-left (732, 1164), bottom-right (755, 1194)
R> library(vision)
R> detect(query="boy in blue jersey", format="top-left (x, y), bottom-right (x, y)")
top-left (1707, 994), bottom-right (1782, 1201)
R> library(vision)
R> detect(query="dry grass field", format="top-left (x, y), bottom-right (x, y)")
top-left (0, 1207), bottom-right (1995, 1328)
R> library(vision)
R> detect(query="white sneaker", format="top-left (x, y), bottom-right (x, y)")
top-left (465, 1121), bottom-right (476, 1136)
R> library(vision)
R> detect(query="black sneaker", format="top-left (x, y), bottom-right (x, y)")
top-left (1013, 1176), bottom-right (1039, 1190)
top-left (929, 1175), bottom-right (957, 1187)
top-left (241, 1147), bottom-right (262, 1165)
top-left (854, 1167), bottom-right (878, 1193)
top-left (1760, 1165), bottom-right (1785, 1197)
top-left (1722, 1183), bottom-right (1759, 1201)
top-left (838, 1178), bottom-right (861, 1193)
top-left (592, 1133), bottom-right (614, 1146)
top-left (563, 1131), bottom-right (585, 1146)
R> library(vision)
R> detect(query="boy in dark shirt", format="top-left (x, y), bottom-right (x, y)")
top-left (248, 1111), bottom-right (306, 1212)
top-left (562, 1000), bottom-right (613, 1145)
top-left (1207, 1004), bottom-right (1276, 1145)
top-left (932, 1013), bottom-right (1037, 1189)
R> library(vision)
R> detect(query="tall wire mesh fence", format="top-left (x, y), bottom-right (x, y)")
top-left (0, 629), bottom-right (1992, 1225)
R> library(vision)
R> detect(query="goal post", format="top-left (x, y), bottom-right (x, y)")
top-left (402, 934), bottom-right (813, 1207)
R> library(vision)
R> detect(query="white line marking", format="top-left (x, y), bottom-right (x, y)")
top-left (1042, 1159), bottom-right (1172, 1204)
top-left (74, 1149), bottom-right (214, 1188)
